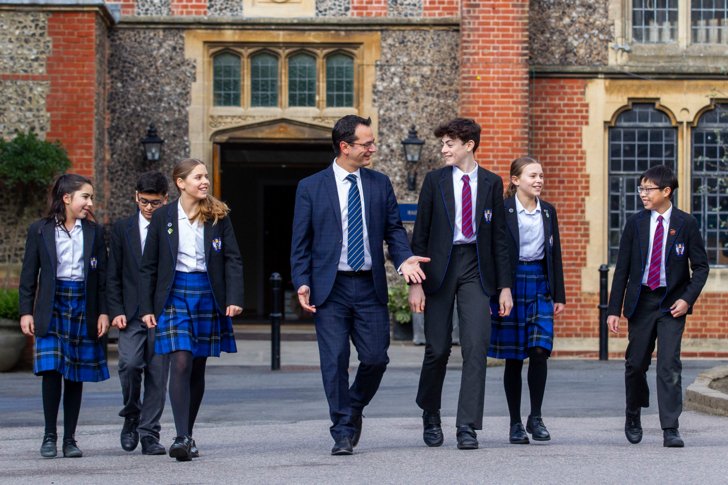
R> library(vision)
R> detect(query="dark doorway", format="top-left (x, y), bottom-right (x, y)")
top-left (220, 142), bottom-right (330, 320)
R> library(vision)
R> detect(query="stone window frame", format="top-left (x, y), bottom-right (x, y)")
top-left (212, 50), bottom-right (243, 107)
top-left (249, 49), bottom-right (281, 108)
top-left (208, 44), bottom-right (361, 115)
top-left (287, 51), bottom-right (318, 108)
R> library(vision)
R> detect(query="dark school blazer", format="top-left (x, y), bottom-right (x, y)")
top-left (18, 218), bottom-right (108, 338)
top-left (500, 196), bottom-right (565, 304)
top-left (139, 200), bottom-right (244, 319)
top-left (107, 213), bottom-right (145, 321)
top-left (607, 207), bottom-right (709, 319)
top-left (411, 165), bottom-right (512, 296)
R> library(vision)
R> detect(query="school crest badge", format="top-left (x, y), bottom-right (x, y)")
top-left (675, 243), bottom-right (685, 256)
top-left (212, 237), bottom-right (222, 252)
top-left (167, 222), bottom-right (173, 235)
top-left (483, 209), bottom-right (492, 223)
top-left (90, 257), bottom-right (97, 269)
top-left (544, 209), bottom-right (550, 219)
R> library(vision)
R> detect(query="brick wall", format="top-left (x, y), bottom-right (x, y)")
top-left (351, 0), bottom-right (387, 16)
top-left (171, 0), bottom-right (207, 16)
top-left (422, 0), bottom-right (458, 16)
top-left (46, 12), bottom-right (99, 179)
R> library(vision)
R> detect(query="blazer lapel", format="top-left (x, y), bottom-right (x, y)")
top-left (82, 219), bottom-right (94, 277)
top-left (637, 210), bottom-right (651, 268)
top-left (505, 197), bottom-right (520, 248)
top-left (541, 201), bottom-right (553, 253)
top-left (167, 203), bottom-right (179, 264)
top-left (361, 168), bottom-right (372, 232)
top-left (204, 221), bottom-right (213, 263)
top-left (439, 169), bottom-right (455, 231)
top-left (474, 168), bottom-right (488, 234)
top-left (41, 220), bottom-right (58, 273)
top-left (324, 165), bottom-right (343, 237)
top-left (664, 209), bottom-right (684, 263)
top-left (127, 214), bottom-right (142, 264)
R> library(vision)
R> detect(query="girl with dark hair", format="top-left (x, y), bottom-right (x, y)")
top-left (140, 159), bottom-right (244, 461)
top-left (19, 173), bottom-right (110, 458)
top-left (489, 157), bottom-right (565, 445)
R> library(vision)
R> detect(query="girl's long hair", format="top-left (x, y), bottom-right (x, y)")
top-left (505, 157), bottom-right (541, 198)
top-left (173, 158), bottom-right (229, 225)
top-left (46, 173), bottom-right (93, 227)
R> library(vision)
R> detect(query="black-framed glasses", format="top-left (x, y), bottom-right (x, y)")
top-left (138, 197), bottom-right (164, 207)
top-left (637, 186), bottom-right (663, 195)
top-left (349, 141), bottom-right (376, 150)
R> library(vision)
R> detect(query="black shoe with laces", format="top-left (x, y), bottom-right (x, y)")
top-left (40, 432), bottom-right (57, 458)
top-left (663, 428), bottom-right (684, 448)
top-left (62, 437), bottom-right (83, 458)
top-left (509, 422), bottom-right (530, 444)
top-left (120, 416), bottom-right (140, 452)
top-left (625, 411), bottom-right (643, 444)
top-left (422, 410), bottom-right (444, 447)
top-left (169, 436), bottom-right (192, 461)
top-left (526, 415), bottom-right (551, 441)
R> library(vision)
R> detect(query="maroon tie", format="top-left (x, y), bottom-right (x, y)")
top-left (647, 215), bottom-right (664, 290)
top-left (462, 174), bottom-right (473, 238)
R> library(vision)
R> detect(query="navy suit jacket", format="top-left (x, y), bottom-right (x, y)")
top-left (501, 196), bottom-right (565, 304)
top-left (107, 213), bottom-right (145, 321)
top-left (607, 207), bottom-right (709, 318)
top-left (139, 201), bottom-right (244, 318)
top-left (290, 164), bottom-right (413, 307)
top-left (19, 218), bottom-right (108, 338)
top-left (411, 166), bottom-right (511, 296)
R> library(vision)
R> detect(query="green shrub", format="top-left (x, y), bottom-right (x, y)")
top-left (387, 282), bottom-right (411, 324)
top-left (0, 288), bottom-right (20, 320)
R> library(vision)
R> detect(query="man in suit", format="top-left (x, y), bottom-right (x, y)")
top-left (409, 118), bottom-right (512, 450)
top-left (607, 165), bottom-right (708, 448)
top-left (290, 115), bottom-right (429, 455)
top-left (108, 172), bottom-right (170, 455)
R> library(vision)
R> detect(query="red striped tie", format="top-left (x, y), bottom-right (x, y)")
top-left (647, 215), bottom-right (664, 290)
top-left (462, 174), bottom-right (473, 238)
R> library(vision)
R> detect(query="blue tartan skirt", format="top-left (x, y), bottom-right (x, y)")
top-left (488, 262), bottom-right (554, 360)
top-left (34, 280), bottom-right (110, 382)
top-left (155, 271), bottom-right (237, 358)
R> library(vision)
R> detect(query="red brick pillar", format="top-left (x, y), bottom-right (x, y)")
top-left (351, 0), bottom-right (387, 16)
top-left (423, 0), bottom-right (459, 16)
top-left (171, 0), bottom-right (207, 16)
top-left (459, 0), bottom-right (529, 174)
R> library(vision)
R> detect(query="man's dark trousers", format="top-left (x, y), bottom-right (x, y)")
top-left (118, 317), bottom-right (169, 440)
top-left (416, 244), bottom-right (491, 429)
top-left (314, 272), bottom-right (390, 440)
top-left (625, 286), bottom-right (685, 430)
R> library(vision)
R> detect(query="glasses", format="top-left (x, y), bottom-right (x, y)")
top-left (637, 186), bottom-right (663, 195)
top-left (349, 141), bottom-right (376, 150)
top-left (138, 197), bottom-right (164, 207)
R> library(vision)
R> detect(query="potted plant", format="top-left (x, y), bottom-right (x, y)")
top-left (0, 288), bottom-right (26, 371)
top-left (387, 282), bottom-right (413, 341)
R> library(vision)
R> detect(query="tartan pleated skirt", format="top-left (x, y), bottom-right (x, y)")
top-left (155, 271), bottom-right (237, 358)
top-left (488, 262), bottom-right (554, 360)
top-left (34, 279), bottom-right (110, 382)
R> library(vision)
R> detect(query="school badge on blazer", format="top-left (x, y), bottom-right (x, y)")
top-left (90, 257), bottom-right (97, 269)
top-left (212, 237), bottom-right (222, 252)
top-left (483, 209), bottom-right (492, 223)
top-left (675, 243), bottom-right (685, 256)
top-left (167, 222), bottom-right (173, 235)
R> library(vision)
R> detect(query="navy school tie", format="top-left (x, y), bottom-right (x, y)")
top-left (346, 174), bottom-right (365, 271)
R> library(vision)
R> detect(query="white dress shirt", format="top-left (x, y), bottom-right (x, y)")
top-left (452, 164), bottom-right (478, 244)
top-left (333, 160), bottom-right (372, 271)
top-left (515, 196), bottom-right (545, 261)
top-left (55, 218), bottom-right (84, 281)
top-left (175, 201), bottom-right (207, 273)
top-left (138, 212), bottom-right (150, 252)
top-left (642, 204), bottom-right (672, 287)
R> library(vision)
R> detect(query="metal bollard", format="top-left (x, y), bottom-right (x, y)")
top-left (598, 264), bottom-right (609, 361)
top-left (270, 273), bottom-right (282, 371)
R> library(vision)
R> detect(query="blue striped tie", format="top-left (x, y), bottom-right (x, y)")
top-left (346, 174), bottom-right (365, 271)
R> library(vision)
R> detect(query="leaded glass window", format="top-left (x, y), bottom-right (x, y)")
top-left (288, 53), bottom-right (317, 107)
top-left (608, 104), bottom-right (677, 263)
top-left (692, 104), bottom-right (728, 265)
top-left (251, 53), bottom-right (279, 107)
top-left (326, 54), bottom-right (354, 108)
top-left (632, 0), bottom-right (678, 43)
top-left (213, 53), bottom-right (241, 107)
top-left (691, 0), bottom-right (728, 43)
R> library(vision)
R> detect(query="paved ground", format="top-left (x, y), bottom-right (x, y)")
top-left (0, 339), bottom-right (726, 484)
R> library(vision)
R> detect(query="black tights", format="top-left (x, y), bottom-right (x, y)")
top-left (168, 351), bottom-right (208, 438)
top-left (41, 371), bottom-right (83, 440)
top-left (503, 347), bottom-right (549, 425)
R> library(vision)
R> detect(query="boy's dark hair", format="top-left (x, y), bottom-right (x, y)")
top-left (641, 165), bottom-right (678, 199)
top-left (136, 171), bottom-right (169, 195)
top-left (332, 115), bottom-right (372, 156)
top-left (46, 173), bottom-right (93, 226)
top-left (434, 118), bottom-right (481, 153)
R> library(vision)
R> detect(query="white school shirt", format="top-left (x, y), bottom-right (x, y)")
top-left (515, 196), bottom-right (545, 261)
top-left (55, 218), bottom-right (84, 281)
top-left (333, 160), bottom-right (372, 271)
top-left (452, 164), bottom-right (478, 244)
top-left (138, 212), bottom-right (150, 252)
top-left (641, 204), bottom-right (672, 288)
top-left (175, 201), bottom-right (207, 273)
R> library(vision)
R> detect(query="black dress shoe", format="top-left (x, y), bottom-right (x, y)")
top-left (509, 423), bottom-right (529, 444)
top-left (169, 436), bottom-right (192, 461)
top-left (456, 425), bottom-right (478, 450)
top-left (625, 411), bottom-right (642, 444)
top-left (62, 438), bottom-right (83, 458)
top-left (140, 436), bottom-right (166, 455)
top-left (40, 433), bottom-right (57, 458)
top-left (351, 415), bottom-right (363, 448)
top-left (190, 439), bottom-right (199, 458)
top-left (331, 436), bottom-right (353, 456)
top-left (526, 415), bottom-right (551, 441)
top-left (663, 428), bottom-right (684, 448)
top-left (120, 416), bottom-right (140, 452)
top-left (422, 410), bottom-right (444, 447)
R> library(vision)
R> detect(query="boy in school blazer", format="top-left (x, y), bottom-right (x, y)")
top-left (607, 165), bottom-right (709, 448)
top-left (107, 172), bottom-right (170, 455)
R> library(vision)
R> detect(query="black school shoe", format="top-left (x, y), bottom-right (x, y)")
top-left (169, 436), bottom-right (192, 461)
top-left (120, 416), bottom-right (140, 452)
top-left (40, 433), bottom-right (57, 458)
top-left (140, 436), bottom-right (166, 455)
top-left (526, 415), bottom-right (551, 441)
top-left (509, 423), bottom-right (530, 444)
top-left (625, 411), bottom-right (643, 444)
top-left (62, 437), bottom-right (83, 458)
top-left (456, 425), bottom-right (478, 450)
top-left (331, 436), bottom-right (353, 456)
top-left (422, 410), bottom-right (444, 447)
top-left (663, 428), bottom-right (684, 448)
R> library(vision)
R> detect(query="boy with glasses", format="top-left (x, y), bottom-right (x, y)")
top-left (607, 165), bottom-right (709, 447)
top-left (108, 171), bottom-right (170, 455)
